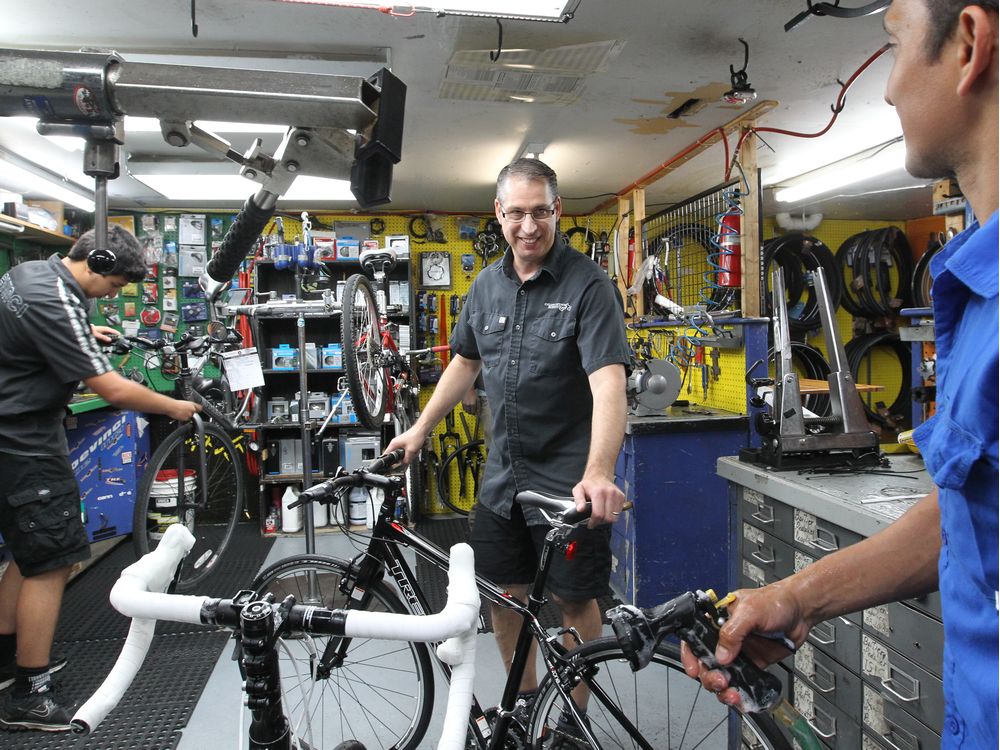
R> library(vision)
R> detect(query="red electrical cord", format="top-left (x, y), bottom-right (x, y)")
top-left (727, 44), bottom-right (891, 178)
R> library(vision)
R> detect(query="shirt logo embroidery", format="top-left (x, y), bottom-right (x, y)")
top-left (544, 302), bottom-right (571, 312)
top-left (0, 274), bottom-right (28, 318)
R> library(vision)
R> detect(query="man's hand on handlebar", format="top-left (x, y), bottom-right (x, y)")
top-left (384, 425), bottom-right (428, 466)
top-left (166, 400), bottom-right (203, 422)
top-left (572, 472), bottom-right (625, 528)
top-left (91, 324), bottom-right (120, 344)
top-left (678, 583), bottom-right (810, 711)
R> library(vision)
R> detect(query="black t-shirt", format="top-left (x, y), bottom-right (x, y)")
top-left (450, 240), bottom-right (630, 524)
top-left (0, 255), bottom-right (111, 455)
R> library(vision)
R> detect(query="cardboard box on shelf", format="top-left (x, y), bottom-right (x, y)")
top-left (26, 200), bottom-right (64, 232)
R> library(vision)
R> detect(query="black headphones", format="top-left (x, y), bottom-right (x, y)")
top-left (87, 246), bottom-right (117, 275)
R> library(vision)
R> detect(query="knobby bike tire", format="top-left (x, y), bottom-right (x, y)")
top-left (250, 555), bottom-right (434, 750)
top-left (528, 637), bottom-right (792, 750)
top-left (132, 421), bottom-right (243, 592)
top-left (341, 273), bottom-right (389, 429)
top-left (436, 439), bottom-right (486, 516)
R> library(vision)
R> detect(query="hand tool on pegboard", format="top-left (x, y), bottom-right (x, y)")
top-left (710, 347), bottom-right (721, 381)
top-left (439, 293), bottom-right (449, 366)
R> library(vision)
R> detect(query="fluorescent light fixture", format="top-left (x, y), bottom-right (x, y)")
top-left (0, 156), bottom-right (95, 212)
top-left (774, 140), bottom-right (906, 203)
top-left (131, 173), bottom-right (354, 202)
top-left (274, 0), bottom-right (575, 22)
top-left (0, 216), bottom-right (25, 235)
top-left (125, 117), bottom-right (289, 134)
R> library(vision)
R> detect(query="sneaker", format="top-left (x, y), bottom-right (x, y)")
top-left (543, 712), bottom-right (591, 749)
top-left (0, 687), bottom-right (74, 732)
top-left (0, 656), bottom-right (68, 692)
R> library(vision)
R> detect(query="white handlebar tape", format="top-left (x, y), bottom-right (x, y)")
top-left (73, 525), bottom-right (199, 733)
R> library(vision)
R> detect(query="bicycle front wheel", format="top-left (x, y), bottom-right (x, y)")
top-left (528, 637), bottom-right (791, 750)
top-left (250, 555), bottom-right (435, 750)
top-left (133, 421), bottom-right (243, 592)
top-left (342, 273), bottom-right (389, 429)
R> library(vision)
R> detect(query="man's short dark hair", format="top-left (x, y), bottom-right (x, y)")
top-left (496, 158), bottom-right (559, 205)
top-left (67, 225), bottom-right (147, 282)
top-left (922, 1), bottom-right (999, 59)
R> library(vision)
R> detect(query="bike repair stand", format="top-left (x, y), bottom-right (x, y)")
top-left (740, 266), bottom-right (881, 470)
top-left (295, 216), bottom-right (317, 555)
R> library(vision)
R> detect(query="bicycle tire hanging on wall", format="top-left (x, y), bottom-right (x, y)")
top-left (835, 226), bottom-right (914, 318)
top-left (845, 331), bottom-right (911, 427)
top-left (768, 341), bottom-right (833, 417)
top-left (762, 233), bottom-right (841, 336)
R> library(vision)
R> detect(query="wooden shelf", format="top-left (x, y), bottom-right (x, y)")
top-left (0, 215), bottom-right (74, 246)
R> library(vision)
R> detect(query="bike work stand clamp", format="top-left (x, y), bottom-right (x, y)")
top-left (740, 266), bottom-right (880, 470)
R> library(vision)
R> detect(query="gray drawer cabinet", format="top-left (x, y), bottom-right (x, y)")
top-left (720, 455), bottom-right (943, 747)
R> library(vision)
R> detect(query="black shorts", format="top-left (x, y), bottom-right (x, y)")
top-left (0, 452), bottom-right (89, 577)
top-left (469, 501), bottom-right (611, 601)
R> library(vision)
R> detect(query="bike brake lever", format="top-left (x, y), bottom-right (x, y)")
top-left (678, 594), bottom-right (783, 713)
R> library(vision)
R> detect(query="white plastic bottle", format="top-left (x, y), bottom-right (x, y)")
top-left (281, 485), bottom-right (303, 533)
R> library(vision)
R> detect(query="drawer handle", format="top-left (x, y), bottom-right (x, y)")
top-left (751, 505), bottom-right (774, 525)
top-left (880, 670), bottom-right (920, 703)
top-left (751, 548), bottom-right (775, 565)
top-left (810, 621), bottom-right (835, 645)
top-left (881, 722), bottom-right (920, 750)
top-left (811, 662), bottom-right (836, 694)
top-left (804, 710), bottom-right (836, 740)
top-left (809, 527), bottom-right (839, 552)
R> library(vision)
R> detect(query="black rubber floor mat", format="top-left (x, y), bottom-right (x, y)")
top-left (2, 524), bottom-right (273, 750)
top-left (55, 524), bottom-right (272, 643)
top-left (414, 517), bottom-right (618, 633)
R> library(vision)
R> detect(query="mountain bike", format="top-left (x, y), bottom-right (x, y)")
top-left (248, 451), bottom-right (793, 749)
top-left (71, 517), bottom-right (480, 750)
top-left (120, 323), bottom-right (255, 591)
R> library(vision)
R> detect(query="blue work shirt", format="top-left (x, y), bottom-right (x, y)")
top-left (913, 210), bottom-right (999, 749)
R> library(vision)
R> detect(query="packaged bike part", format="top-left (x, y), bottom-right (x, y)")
top-left (320, 343), bottom-right (342, 368)
top-left (181, 302), bottom-right (209, 322)
top-left (270, 344), bottom-right (299, 370)
top-left (266, 398), bottom-right (290, 423)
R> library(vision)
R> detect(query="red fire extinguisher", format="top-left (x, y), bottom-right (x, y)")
top-left (626, 227), bottom-right (636, 287)
top-left (718, 211), bottom-right (742, 288)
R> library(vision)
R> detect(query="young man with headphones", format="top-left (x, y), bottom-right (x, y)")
top-left (0, 224), bottom-right (200, 731)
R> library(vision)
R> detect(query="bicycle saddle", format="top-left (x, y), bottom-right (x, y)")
top-left (359, 247), bottom-right (397, 274)
top-left (515, 490), bottom-right (576, 516)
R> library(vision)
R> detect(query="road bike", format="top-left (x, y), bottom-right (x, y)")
top-left (340, 247), bottom-right (449, 522)
top-left (248, 451), bottom-right (793, 749)
top-left (120, 323), bottom-right (256, 591)
top-left (70, 514), bottom-right (480, 750)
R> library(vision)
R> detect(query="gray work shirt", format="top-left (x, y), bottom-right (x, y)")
top-left (0, 254), bottom-right (111, 456)
top-left (450, 240), bottom-right (630, 525)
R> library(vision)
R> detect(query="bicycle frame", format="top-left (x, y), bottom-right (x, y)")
top-left (331, 491), bottom-right (606, 750)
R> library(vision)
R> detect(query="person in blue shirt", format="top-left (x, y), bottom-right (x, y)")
top-left (681, 1), bottom-right (998, 747)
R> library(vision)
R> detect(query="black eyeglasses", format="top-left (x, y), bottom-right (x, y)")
top-left (500, 203), bottom-right (557, 222)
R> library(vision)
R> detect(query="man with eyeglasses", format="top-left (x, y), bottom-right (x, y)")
top-left (387, 158), bottom-right (630, 733)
